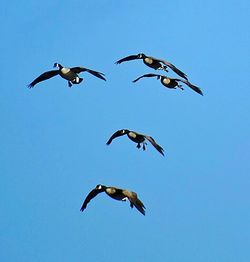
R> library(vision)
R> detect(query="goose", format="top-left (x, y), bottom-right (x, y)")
top-left (28, 63), bottom-right (106, 88)
top-left (106, 129), bottom-right (164, 156)
top-left (115, 53), bottom-right (187, 80)
top-left (80, 184), bottom-right (146, 215)
top-left (133, 73), bottom-right (203, 96)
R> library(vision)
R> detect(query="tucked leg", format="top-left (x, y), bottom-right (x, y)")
top-left (68, 81), bottom-right (72, 87)
top-left (177, 84), bottom-right (184, 90)
top-left (161, 65), bottom-right (169, 72)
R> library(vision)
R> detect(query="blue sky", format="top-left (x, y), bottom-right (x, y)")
top-left (1, 0), bottom-right (250, 261)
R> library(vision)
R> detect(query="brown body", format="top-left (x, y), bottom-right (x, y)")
top-left (80, 184), bottom-right (146, 215)
top-left (115, 53), bottom-right (188, 80)
top-left (106, 129), bottom-right (164, 156)
top-left (133, 73), bottom-right (203, 96)
top-left (28, 63), bottom-right (106, 88)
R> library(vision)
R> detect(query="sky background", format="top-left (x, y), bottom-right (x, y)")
top-left (1, 0), bottom-right (250, 261)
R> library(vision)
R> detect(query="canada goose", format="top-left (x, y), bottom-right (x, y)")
top-left (80, 184), bottom-right (146, 215)
top-left (115, 53), bottom-right (188, 80)
top-left (133, 73), bottom-right (203, 96)
top-left (28, 63), bottom-right (106, 88)
top-left (106, 129), bottom-right (164, 156)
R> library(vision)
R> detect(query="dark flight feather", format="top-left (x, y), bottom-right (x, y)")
top-left (80, 188), bottom-right (102, 212)
top-left (132, 73), bottom-right (160, 83)
top-left (174, 78), bottom-right (203, 96)
top-left (106, 130), bottom-right (126, 145)
top-left (144, 135), bottom-right (164, 156)
top-left (70, 67), bottom-right (106, 81)
top-left (115, 54), bottom-right (140, 64)
top-left (28, 70), bottom-right (59, 88)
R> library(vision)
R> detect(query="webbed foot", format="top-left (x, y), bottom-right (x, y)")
top-left (178, 84), bottom-right (184, 90)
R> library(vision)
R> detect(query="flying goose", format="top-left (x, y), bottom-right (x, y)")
top-left (28, 63), bottom-right (106, 88)
top-left (80, 184), bottom-right (146, 215)
top-left (106, 129), bottom-right (164, 156)
top-left (133, 73), bottom-right (203, 96)
top-left (115, 53), bottom-right (188, 80)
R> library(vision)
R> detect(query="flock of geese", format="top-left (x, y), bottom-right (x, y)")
top-left (28, 53), bottom-right (203, 216)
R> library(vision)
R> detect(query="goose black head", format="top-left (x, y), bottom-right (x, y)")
top-left (138, 53), bottom-right (146, 59)
top-left (95, 184), bottom-right (106, 191)
top-left (53, 63), bottom-right (62, 69)
top-left (121, 129), bottom-right (130, 134)
top-left (156, 75), bottom-right (161, 80)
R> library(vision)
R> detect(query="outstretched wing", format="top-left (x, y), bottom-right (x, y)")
top-left (106, 130), bottom-right (126, 145)
top-left (153, 57), bottom-right (188, 80)
top-left (144, 135), bottom-right (164, 156)
top-left (28, 70), bottom-right (59, 88)
top-left (132, 73), bottom-right (160, 83)
top-left (70, 67), bottom-right (106, 81)
top-left (175, 78), bottom-right (203, 96)
top-left (115, 54), bottom-right (140, 64)
top-left (80, 188), bottom-right (102, 212)
top-left (128, 192), bottom-right (146, 216)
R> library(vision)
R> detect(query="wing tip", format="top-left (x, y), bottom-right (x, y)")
top-left (138, 206), bottom-right (146, 216)
top-left (106, 140), bottom-right (112, 145)
top-left (193, 86), bottom-right (204, 96)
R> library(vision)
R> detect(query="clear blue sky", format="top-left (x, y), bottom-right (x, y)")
top-left (1, 1), bottom-right (250, 261)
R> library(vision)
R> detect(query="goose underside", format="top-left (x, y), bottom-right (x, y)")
top-left (60, 71), bottom-right (79, 82)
